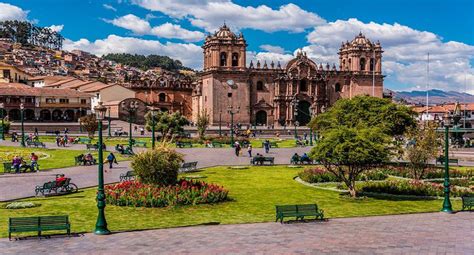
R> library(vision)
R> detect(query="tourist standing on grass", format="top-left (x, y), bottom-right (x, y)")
top-left (30, 153), bottom-right (39, 172)
top-left (247, 145), bottom-right (252, 157)
top-left (106, 152), bottom-right (117, 171)
top-left (12, 156), bottom-right (21, 173)
top-left (264, 140), bottom-right (270, 154)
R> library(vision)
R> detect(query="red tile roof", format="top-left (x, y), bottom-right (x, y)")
top-left (0, 83), bottom-right (91, 97)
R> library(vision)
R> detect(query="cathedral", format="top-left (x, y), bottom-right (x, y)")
top-left (193, 24), bottom-right (384, 126)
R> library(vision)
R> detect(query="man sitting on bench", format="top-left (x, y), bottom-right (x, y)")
top-left (291, 153), bottom-right (300, 164)
top-left (56, 174), bottom-right (67, 186)
top-left (116, 144), bottom-right (125, 154)
top-left (254, 153), bottom-right (265, 165)
top-left (300, 153), bottom-right (311, 164)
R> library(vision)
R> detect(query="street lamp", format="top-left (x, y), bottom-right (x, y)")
top-left (227, 106), bottom-right (240, 147)
top-left (441, 112), bottom-right (453, 213)
top-left (148, 106), bottom-right (158, 149)
top-left (0, 103), bottom-right (4, 140)
top-left (309, 108), bottom-right (314, 146)
top-left (291, 97), bottom-right (299, 139)
top-left (107, 107), bottom-right (111, 138)
top-left (93, 101), bottom-right (110, 235)
top-left (20, 101), bottom-right (25, 147)
top-left (121, 100), bottom-right (139, 149)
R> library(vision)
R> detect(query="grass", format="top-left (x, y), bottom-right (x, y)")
top-left (0, 165), bottom-right (462, 238)
top-left (0, 146), bottom-right (129, 171)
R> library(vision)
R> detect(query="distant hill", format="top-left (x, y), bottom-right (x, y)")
top-left (393, 89), bottom-right (474, 105)
top-left (102, 53), bottom-right (192, 72)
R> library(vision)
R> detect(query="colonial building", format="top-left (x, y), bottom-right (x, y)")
top-left (193, 25), bottom-right (384, 126)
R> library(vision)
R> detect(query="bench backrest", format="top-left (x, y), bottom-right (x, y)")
top-left (39, 215), bottom-right (69, 226)
top-left (182, 162), bottom-right (197, 168)
top-left (126, 171), bottom-right (135, 176)
top-left (264, 157), bottom-right (274, 160)
top-left (297, 204), bottom-right (318, 212)
top-left (44, 181), bottom-right (57, 189)
top-left (10, 216), bottom-right (40, 227)
top-left (276, 205), bottom-right (297, 213)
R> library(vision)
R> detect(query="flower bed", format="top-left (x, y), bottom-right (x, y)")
top-left (359, 180), bottom-right (474, 197)
top-left (0, 149), bottom-right (48, 162)
top-left (105, 179), bottom-right (229, 207)
top-left (380, 166), bottom-right (474, 179)
top-left (298, 168), bottom-right (387, 183)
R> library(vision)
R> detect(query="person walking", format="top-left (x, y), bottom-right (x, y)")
top-left (234, 142), bottom-right (241, 157)
top-left (264, 140), bottom-right (270, 154)
top-left (247, 144), bottom-right (253, 157)
top-left (34, 127), bottom-right (39, 136)
top-left (30, 153), bottom-right (39, 172)
top-left (106, 152), bottom-right (117, 172)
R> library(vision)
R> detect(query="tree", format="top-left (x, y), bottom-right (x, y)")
top-left (404, 122), bottom-right (441, 180)
top-left (196, 109), bottom-right (210, 139)
top-left (145, 111), bottom-right (189, 141)
top-left (309, 95), bottom-right (417, 137)
top-left (309, 127), bottom-right (390, 197)
top-left (79, 115), bottom-right (98, 138)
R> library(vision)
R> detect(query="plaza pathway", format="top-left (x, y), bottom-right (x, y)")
top-left (0, 147), bottom-right (311, 201)
top-left (1, 212), bottom-right (472, 254)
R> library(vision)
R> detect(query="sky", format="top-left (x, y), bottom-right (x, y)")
top-left (1, 0), bottom-right (473, 92)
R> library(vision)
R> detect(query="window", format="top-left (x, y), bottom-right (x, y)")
top-left (370, 58), bottom-right (375, 71)
top-left (46, 98), bottom-right (56, 103)
top-left (335, 83), bottom-right (342, 92)
top-left (348, 59), bottom-right (352, 70)
top-left (231, 53), bottom-right (239, 66)
top-left (299, 80), bottom-right (308, 92)
top-left (360, 57), bottom-right (366, 71)
top-left (342, 59), bottom-right (346, 69)
top-left (256, 81), bottom-right (264, 91)
top-left (220, 52), bottom-right (227, 66)
top-left (159, 93), bottom-right (166, 102)
top-left (227, 92), bottom-right (232, 98)
top-left (25, 98), bottom-right (33, 103)
top-left (59, 99), bottom-right (69, 103)
top-left (81, 99), bottom-right (87, 104)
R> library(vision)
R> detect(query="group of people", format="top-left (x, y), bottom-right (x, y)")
top-left (291, 153), bottom-right (311, 164)
top-left (11, 153), bottom-right (39, 173)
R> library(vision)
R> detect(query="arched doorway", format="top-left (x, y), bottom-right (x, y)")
top-left (52, 109), bottom-right (63, 121)
top-left (296, 101), bottom-right (311, 126)
top-left (255, 110), bottom-right (267, 126)
top-left (24, 109), bottom-right (35, 121)
top-left (65, 110), bottom-right (75, 121)
top-left (9, 109), bottom-right (21, 121)
top-left (40, 109), bottom-right (51, 121)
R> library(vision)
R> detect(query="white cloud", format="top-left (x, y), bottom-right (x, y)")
top-left (105, 14), bottom-right (205, 42)
top-left (259, 44), bottom-right (285, 54)
top-left (47, 24), bottom-right (64, 33)
top-left (63, 34), bottom-right (203, 69)
top-left (0, 3), bottom-right (29, 21)
top-left (103, 4), bottom-right (117, 12)
top-left (132, 0), bottom-right (325, 33)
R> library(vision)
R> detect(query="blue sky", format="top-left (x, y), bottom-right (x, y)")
top-left (1, 0), bottom-right (473, 92)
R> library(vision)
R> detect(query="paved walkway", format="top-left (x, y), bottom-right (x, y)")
top-left (1, 212), bottom-right (472, 254)
top-left (0, 147), bottom-right (311, 201)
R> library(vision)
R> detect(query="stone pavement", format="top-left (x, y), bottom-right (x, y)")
top-left (0, 147), bottom-right (311, 201)
top-left (1, 212), bottom-right (472, 254)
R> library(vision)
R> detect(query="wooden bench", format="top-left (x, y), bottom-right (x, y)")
top-left (35, 178), bottom-right (78, 196)
top-left (75, 138), bottom-right (92, 144)
top-left (134, 141), bottom-right (147, 147)
top-left (179, 162), bottom-right (198, 173)
top-left (250, 157), bottom-right (275, 165)
top-left (2, 162), bottom-right (34, 173)
top-left (462, 196), bottom-right (474, 211)
top-left (3, 162), bottom-right (12, 174)
top-left (275, 204), bottom-right (324, 223)
top-left (9, 215), bottom-right (70, 240)
top-left (116, 145), bottom-right (134, 155)
top-left (120, 171), bottom-right (136, 182)
top-left (291, 157), bottom-right (314, 165)
top-left (436, 157), bottom-right (459, 166)
top-left (211, 142), bottom-right (223, 148)
top-left (74, 155), bottom-right (96, 165)
top-left (176, 141), bottom-right (193, 148)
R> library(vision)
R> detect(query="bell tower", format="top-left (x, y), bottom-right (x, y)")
top-left (202, 24), bottom-right (247, 71)
top-left (338, 32), bottom-right (383, 74)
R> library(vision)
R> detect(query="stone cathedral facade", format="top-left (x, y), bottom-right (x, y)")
top-left (192, 24), bottom-right (384, 126)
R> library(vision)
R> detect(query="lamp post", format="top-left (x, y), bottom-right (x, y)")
top-left (20, 102), bottom-right (25, 147)
top-left (291, 97), bottom-right (299, 139)
top-left (309, 108), bottom-right (314, 146)
top-left (121, 101), bottom-right (139, 149)
top-left (0, 103), bottom-right (4, 140)
top-left (218, 110), bottom-right (222, 137)
top-left (227, 106), bottom-right (240, 147)
top-left (93, 101), bottom-right (110, 235)
top-left (79, 107), bottom-right (83, 133)
top-left (441, 112), bottom-right (453, 213)
top-left (148, 106), bottom-right (157, 149)
top-left (107, 107), bottom-right (111, 138)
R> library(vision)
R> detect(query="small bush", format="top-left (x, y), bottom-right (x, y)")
top-left (131, 145), bottom-right (183, 186)
top-left (298, 168), bottom-right (387, 183)
top-left (359, 180), bottom-right (473, 197)
top-left (381, 166), bottom-right (474, 179)
top-left (6, 202), bottom-right (39, 209)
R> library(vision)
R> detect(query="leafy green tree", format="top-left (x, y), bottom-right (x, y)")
top-left (404, 122), bottom-right (441, 180)
top-left (196, 109), bottom-right (210, 139)
top-left (309, 127), bottom-right (390, 197)
top-left (102, 53), bottom-right (192, 71)
top-left (79, 115), bottom-right (98, 138)
top-left (145, 111), bottom-right (189, 141)
top-left (309, 95), bottom-right (417, 137)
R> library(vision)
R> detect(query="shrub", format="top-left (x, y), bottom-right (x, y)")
top-left (359, 180), bottom-right (473, 197)
top-left (298, 168), bottom-right (387, 183)
top-left (381, 166), bottom-right (474, 179)
top-left (131, 145), bottom-right (183, 186)
top-left (6, 202), bottom-right (39, 209)
top-left (105, 179), bottom-right (229, 207)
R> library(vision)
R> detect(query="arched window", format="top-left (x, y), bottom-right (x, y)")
top-left (231, 53), bottom-right (239, 66)
top-left (220, 52), bottom-right (227, 66)
top-left (159, 93), bottom-right (166, 102)
top-left (348, 59), bottom-right (352, 70)
top-left (299, 80), bottom-right (308, 92)
top-left (360, 57), bottom-right (366, 71)
top-left (335, 83), bottom-right (341, 92)
top-left (370, 58), bottom-right (375, 71)
top-left (256, 81), bottom-right (264, 91)
top-left (342, 59), bottom-right (346, 69)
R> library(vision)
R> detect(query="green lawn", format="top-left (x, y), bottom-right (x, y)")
top-left (0, 146), bottom-right (129, 171)
top-left (0, 165), bottom-right (461, 238)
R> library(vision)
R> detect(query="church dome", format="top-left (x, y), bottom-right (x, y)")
top-left (215, 24), bottom-right (236, 38)
top-left (351, 32), bottom-right (372, 47)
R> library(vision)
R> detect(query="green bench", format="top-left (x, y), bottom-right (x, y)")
top-left (462, 196), bottom-right (474, 211)
top-left (115, 145), bottom-right (134, 155)
top-left (120, 171), bottom-right (136, 182)
top-left (436, 156), bottom-right (459, 166)
top-left (3, 162), bottom-right (12, 174)
top-left (176, 141), bottom-right (193, 148)
top-left (133, 141), bottom-right (147, 147)
top-left (86, 143), bottom-right (106, 151)
top-left (262, 141), bottom-right (279, 148)
top-left (291, 157), bottom-right (314, 165)
top-left (75, 138), bottom-right (92, 144)
top-left (211, 142), bottom-right (223, 148)
top-left (9, 215), bottom-right (71, 240)
top-left (26, 141), bottom-right (46, 148)
top-left (2, 162), bottom-right (35, 173)
top-left (35, 178), bottom-right (78, 196)
top-left (74, 154), bottom-right (97, 165)
top-left (250, 156), bottom-right (274, 165)
top-left (179, 162), bottom-right (198, 173)
top-left (275, 204), bottom-right (324, 223)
